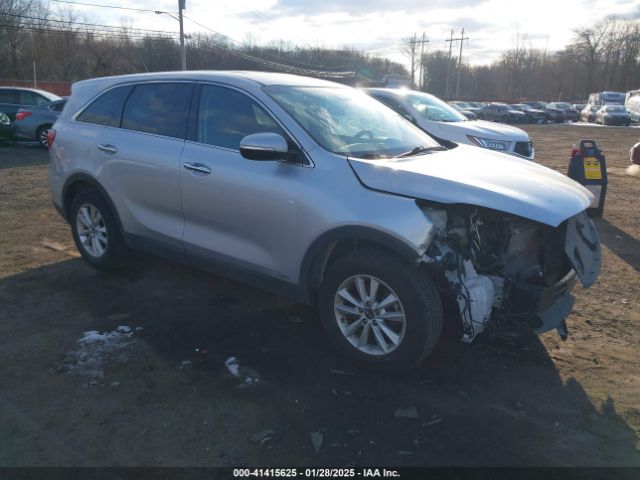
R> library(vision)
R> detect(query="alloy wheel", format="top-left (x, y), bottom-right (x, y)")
top-left (333, 274), bottom-right (406, 356)
top-left (76, 203), bottom-right (108, 257)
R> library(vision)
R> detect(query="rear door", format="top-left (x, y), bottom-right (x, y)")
top-left (91, 82), bottom-right (194, 251)
top-left (179, 83), bottom-right (303, 283)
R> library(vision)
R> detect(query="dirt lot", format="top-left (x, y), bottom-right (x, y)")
top-left (1, 124), bottom-right (639, 467)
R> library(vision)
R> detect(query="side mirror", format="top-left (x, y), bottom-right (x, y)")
top-left (240, 132), bottom-right (288, 161)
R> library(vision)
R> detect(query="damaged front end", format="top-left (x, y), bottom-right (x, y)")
top-left (419, 204), bottom-right (601, 342)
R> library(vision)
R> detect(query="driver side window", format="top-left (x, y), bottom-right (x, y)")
top-left (197, 85), bottom-right (285, 150)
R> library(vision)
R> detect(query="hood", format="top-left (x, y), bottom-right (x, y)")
top-left (348, 144), bottom-right (592, 227)
top-left (436, 119), bottom-right (529, 141)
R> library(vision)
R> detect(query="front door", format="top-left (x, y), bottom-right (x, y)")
top-left (179, 84), bottom-right (304, 283)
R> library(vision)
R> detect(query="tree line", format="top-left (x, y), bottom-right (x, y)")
top-left (0, 0), bottom-right (406, 84)
top-left (2, 0), bottom-right (639, 102)
top-left (419, 17), bottom-right (640, 101)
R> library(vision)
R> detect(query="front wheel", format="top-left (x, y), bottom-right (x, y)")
top-left (319, 250), bottom-right (443, 373)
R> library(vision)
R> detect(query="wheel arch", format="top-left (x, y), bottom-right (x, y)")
top-left (298, 226), bottom-right (422, 304)
top-left (62, 173), bottom-right (126, 238)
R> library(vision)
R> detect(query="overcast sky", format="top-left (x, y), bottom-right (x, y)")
top-left (56, 0), bottom-right (640, 67)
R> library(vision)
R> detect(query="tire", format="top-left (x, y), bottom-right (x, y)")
top-left (70, 188), bottom-right (130, 270)
top-left (318, 249), bottom-right (443, 373)
top-left (36, 124), bottom-right (52, 148)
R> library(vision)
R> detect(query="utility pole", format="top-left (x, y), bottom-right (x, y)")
top-left (410, 33), bottom-right (416, 87)
top-left (418, 32), bottom-right (428, 90)
top-left (408, 33), bottom-right (429, 90)
top-left (178, 0), bottom-right (186, 70)
top-left (455, 28), bottom-right (469, 98)
top-left (444, 29), bottom-right (454, 99)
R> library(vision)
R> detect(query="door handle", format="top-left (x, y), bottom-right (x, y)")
top-left (97, 144), bottom-right (117, 154)
top-left (183, 162), bottom-right (211, 175)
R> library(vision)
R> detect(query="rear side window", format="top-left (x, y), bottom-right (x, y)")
top-left (197, 85), bottom-right (284, 150)
top-left (122, 83), bottom-right (193, 139)
top-left (77, 85), bottom-right (133, 127)
top-left (19, 91), bottom-right (48, 106)
top-left (0, 90), bottom-right (17, 104)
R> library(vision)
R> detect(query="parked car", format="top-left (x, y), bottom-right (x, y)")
top-left (365, 88), bottom-right (534, 159)
top-left (449, 102), bottom-right (477, 120)
top-left (595, 104), bottom-right (631, 126)
top-left (523, 101), bottom-right (565, 122)
top-left (50, 71), bottom-right (600, 372)
top-left (449, 101), bottom-right (482, 116)
top-left (580, 104), bottom-right (599, 123)
top-left (624, 91), bottom-right (640, 123)
top-left (0, 111), bottom-right (15, 143)
top-left (572, 103), bottom-right (586, 112)
top-left (510, 103), bottom-right (548, 123)
top-left (0, 87), bottom-right (62, 121)
top-left (15, 99), bottom-right (67, 147)
top-left (481, 103), bottom-right (527, 123)
top-left (547, 102), bottom-right (580, 122)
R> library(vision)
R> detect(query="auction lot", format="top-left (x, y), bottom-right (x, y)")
top-left (1, 124), bottom-right (639, 467)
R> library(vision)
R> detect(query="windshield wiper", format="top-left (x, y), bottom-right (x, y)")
top-left (395, 145), bottom-right (445, 158)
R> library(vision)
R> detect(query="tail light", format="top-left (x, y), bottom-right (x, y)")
top-left (47, 129), bottom-right (56, 149)
top-left (15, 111), bottom-right (32, 121)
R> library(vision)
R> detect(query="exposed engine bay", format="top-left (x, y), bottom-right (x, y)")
top-left (420, 205), bottom-right (601, 342)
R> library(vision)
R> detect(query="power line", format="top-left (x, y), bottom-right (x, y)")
top-left (2, 12), bottom-right (176, 35)
top-left (0, 23), bottom-right (176, 40)
top-left (48, 0), bottom-right (174, 14)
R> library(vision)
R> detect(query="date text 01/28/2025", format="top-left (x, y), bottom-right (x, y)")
top-left (232, 468), bottom-right (401, 477)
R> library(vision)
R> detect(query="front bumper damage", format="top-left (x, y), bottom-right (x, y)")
top-left (422, 209), bottom-right (601, 342)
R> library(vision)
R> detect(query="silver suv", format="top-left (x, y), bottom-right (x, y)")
top-left (49, 71), bottom-right (601, 372)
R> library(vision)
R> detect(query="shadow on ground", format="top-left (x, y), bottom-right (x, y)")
top-left (595, 218), bottom-right (640, 273)
top-left (0, 256), bottom-right (638, 466)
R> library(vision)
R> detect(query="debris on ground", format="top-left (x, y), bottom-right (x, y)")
top-left (59, 327), bottom-right (137, 379)
top-left (225, 357), bottom-right (240, 377)
top-left (249, 430), bottom-right (275, 446)
top-left (422, 418), bottom-right (443, 427)
top-left (394, 406), bottom-right (419, 419)
top-left (224, 356), bottom-right (260, 387)
top-left (40, 239), bottom-right (66, 252)
top-left (310, 431), bottom-right (323, 454)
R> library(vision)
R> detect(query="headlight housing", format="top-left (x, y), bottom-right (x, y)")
top-left (467, 135), bottom-right (510, 151)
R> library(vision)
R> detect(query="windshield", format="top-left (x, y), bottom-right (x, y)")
top-left (493, 104), bottom-right (510, 111)
top-left (606, 105), bottom-right (626, 112)
top-left (265, 86), bottom-right (440, 158)
top-left (405, 92), bottom-right (467, 122)
top-left (553, 102), bottom-right (572, 109)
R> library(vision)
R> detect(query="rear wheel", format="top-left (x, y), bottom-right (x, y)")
top-left (319, 249), bottom-right (443, 373)
top-left (70, 188), bottom-right (129, 270)
top-left (36, 124), bottom-right (52, 148)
